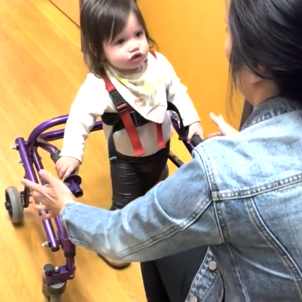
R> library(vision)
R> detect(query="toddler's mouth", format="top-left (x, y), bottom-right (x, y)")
top-left (130, 53), bottom-right (142, 60)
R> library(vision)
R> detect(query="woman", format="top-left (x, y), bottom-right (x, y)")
top-left (23, 0), bottom-right (302, 301)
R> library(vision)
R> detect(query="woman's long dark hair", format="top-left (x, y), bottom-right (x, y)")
top-left (80, 0), bottom-right (157, 78)
top-left (228, 0), bottom-right (302, 100)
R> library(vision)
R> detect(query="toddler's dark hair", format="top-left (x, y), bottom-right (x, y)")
top-left (80, 0), bottom-right (157, 77)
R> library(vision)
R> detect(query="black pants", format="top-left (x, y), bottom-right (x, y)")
top-left (110, 143), bottom-right (207, 302)
top-left (109, 142), bottom-right (170, 210)
top-left (141, 246), bottom-right (208, 302)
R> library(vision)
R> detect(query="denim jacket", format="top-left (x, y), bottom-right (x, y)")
top-left (61, 96), bottom-right (302, 302)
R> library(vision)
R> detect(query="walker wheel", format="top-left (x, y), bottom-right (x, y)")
top-left (44, 294), bottom-right (63, 302)
top-left (43, 281), bottom-right (65, 302)
top-left (4, 186), bottom-right (24, 224)
top-left (42, 269), bottom-right (66, 302)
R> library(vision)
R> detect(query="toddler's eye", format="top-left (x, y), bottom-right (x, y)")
top-left (116, 39), bottom-right (125, 45)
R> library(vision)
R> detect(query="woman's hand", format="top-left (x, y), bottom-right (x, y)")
top-left (21, 169), bottom-right (75, 219)
top-left (206, 112), bottom-right (239, 139)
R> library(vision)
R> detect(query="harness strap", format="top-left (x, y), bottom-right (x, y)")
top-left (102, 102), bottom-right (187, 161)
top-left (156, 123), bottom-right (165, 148)
top-left (102, 50), bottom-right (186, 161)
top-left (103, 77), bottom-right (145, 159)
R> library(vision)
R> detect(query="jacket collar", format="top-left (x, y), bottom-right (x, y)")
top-left (241, 96), bottom-right (302, 131)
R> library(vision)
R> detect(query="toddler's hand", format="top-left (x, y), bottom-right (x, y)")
top-left (187, 122), bottom-right (204, 141)
top-left (55, 156), bottom-right (80, 180)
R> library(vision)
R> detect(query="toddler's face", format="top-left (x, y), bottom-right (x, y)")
top-left (103, 13), bottom-right (149, 72)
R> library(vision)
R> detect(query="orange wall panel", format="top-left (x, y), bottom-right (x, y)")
top-left (138, 0), bottom-right (243, 133)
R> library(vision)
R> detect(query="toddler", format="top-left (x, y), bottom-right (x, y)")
top-left (56, 0), bottom-right (203, 269)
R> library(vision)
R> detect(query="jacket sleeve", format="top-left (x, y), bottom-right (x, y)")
top-left (156, 52), bottom-right (201, 127)
top-left (59, 74), bottom-right (109, 163)
top-left (60, 147), bottom-right (223, 262)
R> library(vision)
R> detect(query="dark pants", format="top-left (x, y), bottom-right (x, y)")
top-left (141, 246), bottom-right (208, 302)
top-left (109, 143), bottom-right (207, 302)
top-left (109, 142), bottom-right (170, 210)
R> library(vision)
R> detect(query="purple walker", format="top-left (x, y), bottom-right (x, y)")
top-left (4, 114), bottom-right (202, 301)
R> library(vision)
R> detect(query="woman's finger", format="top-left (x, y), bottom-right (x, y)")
top-left (35, 204), bottom-right (46, 210)
top-left (209, 112), bottom-right (222, 126)
top-left (31, 190), bottom-right (46, 201)
top-left (34, 204), bottom-right (53, 219)
top-left (209, 112), bottom-right (238, 136)
top-left (39, 169), bottom-right (60, 186)
top-left (34, 204), bottom-right (47, 215)
top-left (206, 131), bottom-right (221, 139)
top-left (210, 113), bottom-right (228, 131)
top-left (21, 179), bottom-right (46, 195)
